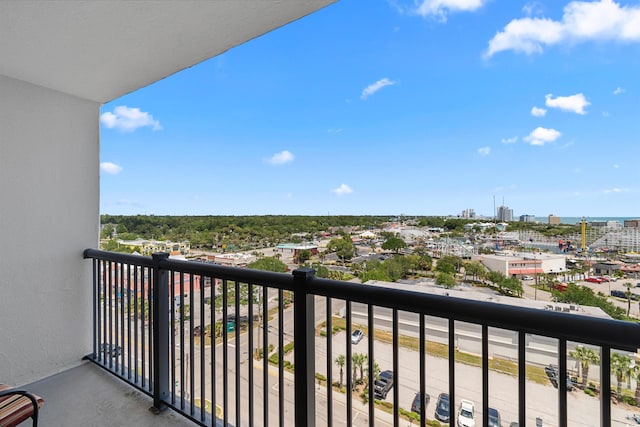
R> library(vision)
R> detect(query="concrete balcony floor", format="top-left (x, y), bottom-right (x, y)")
top-left (27, 362), bottom-right (195, 427)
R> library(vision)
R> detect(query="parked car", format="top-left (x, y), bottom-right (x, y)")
top-left (434, 393), bottom-right (450, 422)
top-left (373, 370), bottom-right (394, 399)
top-left (585, 277), bottom-right (604, 283)
top-left (522, 275), bottom-right (534, 281)
top-left (611, 290), bottom-right (626, 298)
top-left (488, 407), bottom-right (502, 427)
top-left (411, 392), bottom-right (430, 414)
top-left (351, 329), bottom-right (364, 345)
top-left (544, 364), bottom-right (574, 390)
top-left (457, 399), bottom-right (475, 427)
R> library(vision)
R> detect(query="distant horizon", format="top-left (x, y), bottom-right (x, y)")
top-left (100, 1), bottom-right (640, 217)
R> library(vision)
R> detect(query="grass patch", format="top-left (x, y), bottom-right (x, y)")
top-left (326, 315), bottom-right (553, 386)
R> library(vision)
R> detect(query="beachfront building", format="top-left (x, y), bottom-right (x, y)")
top-left (473, 252), bottom-right (567, 278)
top-left (548, 214), bottom-right (561, 225)
top-left (519, 214), bottom-right (536, 223)
top-left (497, 205), bottom-right (513, 222)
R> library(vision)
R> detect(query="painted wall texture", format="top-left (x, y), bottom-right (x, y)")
top-left (0, 75), bottom-right (99, 385)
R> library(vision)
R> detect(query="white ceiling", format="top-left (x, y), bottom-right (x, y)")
top-left (0, 1), bottom-right (335, 103)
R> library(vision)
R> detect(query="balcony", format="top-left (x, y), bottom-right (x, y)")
top-left (43, 249), bottom-right (636, 427)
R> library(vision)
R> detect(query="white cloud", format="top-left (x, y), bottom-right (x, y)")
top-left (602, 111), bottom-right (611, 117)
top-left (332, 184), bottom-right (354, 196)
top-left (100, 106), bottom-right (162, 132)
top-left (613, 164), bottom-right (620, 168)
top-left (100, 162), bottom-right (123, 174)
top-left (414, 0), bottom-right (488, 21)
top-left (523, 1), bottom-right (544, 16)
top-left (524, 127), bottom-right (561, 146)
top-left (485, 0), bottom-right (640, 58)
top-left (545, 93), bottom-right (590, 114)
top-left (477, 146), bottom-right (491, 155)
top-left (265, 150), bottom-right (294, 165)
top-left (531, 106), bottom-right (547, 117)
top-left (603, 187), bottom-right (628, 194)
top-left (361, 78), bottom-right (396, 100)
top-left (613, 86), bottom-right (625, 95)
top-left (501, 136), bottom-right (518, 144)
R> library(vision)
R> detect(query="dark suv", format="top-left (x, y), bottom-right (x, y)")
top-left (374, 370), bottom-right (394, 399)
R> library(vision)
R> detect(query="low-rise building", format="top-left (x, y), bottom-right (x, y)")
top-left (472, 252), bottom-right (567, 278)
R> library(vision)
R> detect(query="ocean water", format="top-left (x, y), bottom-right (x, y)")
top-left (556, 217), bottom-right (638, 225)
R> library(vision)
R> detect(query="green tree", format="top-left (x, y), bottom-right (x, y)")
top-left (381, 236), bottom-right (407, 254)
top-left (435, 272), bottom-right (456, 289)
top-left (611, 352), bottom-right (632, 400)
top-left (247, 257), bottom-right (288, 273)
top-left (436, 258), bottom-right (456, 275)
top-left (335, 355), bottom-right (346, 388)
top-left (327, 235), bottom-right (356, 265)
top-left (464, 261), bottom-right (487, 282)
top-left (352, 353), bottom-right (367, 384)
top-left (296, 249), bottom-right (312, 265)
top-left (569, 346), bottom-right (600, 388)
top-left (631, 365), bottom-right (640, 406)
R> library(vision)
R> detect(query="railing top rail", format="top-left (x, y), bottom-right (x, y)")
top-left (310, 276), bottom-right (640, 352)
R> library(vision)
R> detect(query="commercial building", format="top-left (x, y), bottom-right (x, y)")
top-left (472, 252), bottom-right (567, 278)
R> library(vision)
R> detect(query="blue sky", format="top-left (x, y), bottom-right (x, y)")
top-left (100, 0), bottom-right (640, 218)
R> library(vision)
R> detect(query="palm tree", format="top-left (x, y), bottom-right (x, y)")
top-left (624, 282), bottom-right (633, 317)
top-left (364, 361), bottom-right (380, 387)
top-left (335, 355), bottom-right (345, 388)
top-left (611, 352), bottom-right (632, 400)
top-left (352, 353), bottom-right (367, 383)
top-left (569, 346), bottom-right (600, 388)
top-left (631, 365), bottom-right (640, 406)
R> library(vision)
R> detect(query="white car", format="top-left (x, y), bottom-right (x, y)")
top-left (457, 399), bottom-right (475, 427)
top-left (522, 275), bottom-right (534, 281)
top-left (351, 329), bottom-right (364, 344)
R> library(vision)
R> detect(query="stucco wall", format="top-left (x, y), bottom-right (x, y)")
top-left (0, 75), bottom-right (99, 385)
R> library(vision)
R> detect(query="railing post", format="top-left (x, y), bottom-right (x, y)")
top-left (151, 252), bottom-right (170, 413)
top-left (293, 268), bottom-right (316, 427)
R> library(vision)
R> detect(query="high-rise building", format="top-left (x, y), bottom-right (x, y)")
top-left (519, 214), bottom-right (536, 223)
top-left (548, 214), bottom-right (561, 225)
top-left (497, 205), bottom-right (513, 221)
top-left (461, 208), bottom-right (476, 218)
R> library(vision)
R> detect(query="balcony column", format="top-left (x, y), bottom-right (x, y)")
top-left (151, 252), bottom-right (170, 412)
top-left (293, 268), bottom-right (316, 427)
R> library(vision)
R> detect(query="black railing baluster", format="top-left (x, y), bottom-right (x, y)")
top-left (278, 288), bottom-right (284, 427)
top-left (346, 300), bottom-right (352, 427)
top-left (134, 264), bottom-right (139, 384)
top-left (293, 268), bottom-right (316, 427)
top-left (326, 297), bottom-right (333, 427)
top-left (199, 275), bottom-right (205, 422)
top-left (392, 309), bottom-right (399, 427)
top-left (482, 325), bottom-right (488, 427)
top-left (518, 332), bottom-right (526, 427)
top-left (151, 253), bottom-right (170, 412)
top-left (602, 347), bottom-right (611, 427)
top-left (222, 279), bottom-right (228, 427)
top-left (368, 304), bottom-right (375, 427)
top-left (211, 275), bottom-right (217, 427)
top-left (248, 282), bottom-right (254, 427)
top-left (419, 314), bottom-right (425, 427)
top-left (449, 319), bottom-right (455, 425)
top-left (263, 284), bottom-right (269, 427)
top-left (170, 270), bottom-right (175, 405)
top-left (235, 280), bottom-right (241, 427)
top-left (559, 339), bottom-right (567, 427)
top-left (189, 273), bottom-right (195, 416)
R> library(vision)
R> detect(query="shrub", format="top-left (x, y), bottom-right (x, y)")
top-left (584, 388), bottom-right (596, 397)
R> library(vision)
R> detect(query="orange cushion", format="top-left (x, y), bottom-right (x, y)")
top-left (0, 385), bottom-right (44, 427)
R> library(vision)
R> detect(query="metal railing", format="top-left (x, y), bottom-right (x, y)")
top-left (84, 249), bottom-right (640, 427)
